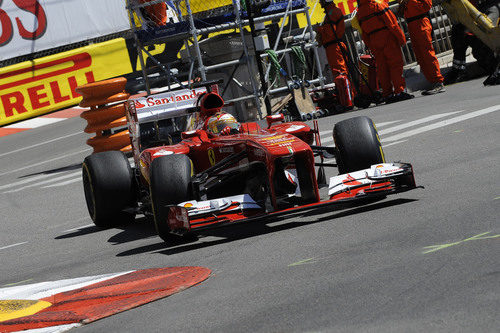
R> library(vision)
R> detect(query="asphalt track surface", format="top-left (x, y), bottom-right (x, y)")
top-left (0, 77), bottom-right (499, 332)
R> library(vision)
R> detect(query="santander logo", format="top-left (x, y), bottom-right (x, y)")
top-left (132, 88), bottom-right (206, 112)
top-left (145, 90), bottom-right (204, 107)
top-left (134, 100), bottom-right (146, 109)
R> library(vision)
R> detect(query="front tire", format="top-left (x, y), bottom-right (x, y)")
top-left (82, 151), bottom-right (136, 228)
top-left (333, 116), bottom-right (385, 174)
top-left (149, 154), bottom-right (193, 241)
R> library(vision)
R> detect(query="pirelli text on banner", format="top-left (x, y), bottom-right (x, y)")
top-left (0, 38), bottom-right (133, 126)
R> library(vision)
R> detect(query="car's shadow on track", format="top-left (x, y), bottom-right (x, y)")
top-left (115, 197), bottom-right (417, 257)
top-left (55, 216), bottom-right (159, 242)
top-left (55, 225), bottom-right (101, 239)
top-left (21, 163), bottom-right (82, 178)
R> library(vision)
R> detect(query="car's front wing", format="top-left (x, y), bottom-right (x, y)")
top-left (165, 163), bottom-right (418, 235)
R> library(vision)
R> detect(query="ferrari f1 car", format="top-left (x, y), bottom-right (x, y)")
top-left (82, 84), bottom-right (418, 242)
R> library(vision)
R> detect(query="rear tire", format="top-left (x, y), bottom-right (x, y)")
top-left (149, 154), bottom-right (193, 242)
top-left (82, 151), bottom-right (136, 228)
top-left (333, 116), bottom-right (385, 174)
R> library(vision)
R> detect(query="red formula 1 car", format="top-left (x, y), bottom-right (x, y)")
top-left (82, 84), bottom-right (418, 242)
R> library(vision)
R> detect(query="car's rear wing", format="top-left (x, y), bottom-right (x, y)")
top-left (125, 81), bottom-right (221, 162)
top-left (127, 87), bottom-right (207, 124)
top-left (126, 80), bottom-right (222, 124)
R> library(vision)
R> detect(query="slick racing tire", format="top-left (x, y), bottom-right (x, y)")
top-left (333, 116), bottom-right (385, 174)
top-left (150, 154), bottom-right (193, 242)
top-left (82, 151), bottom-right (136, 228)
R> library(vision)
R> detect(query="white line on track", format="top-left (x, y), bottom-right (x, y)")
top-left (3, 117), bottom-right (64, 129)
top-left (383, 140), bottom-right (408, 147)
top-left (382, 105), bottom-right (500, 142)
top-left (321, 119), bottom-right (410, 145)
top-left (374, 120), bottom-right (403, 128)
top-left (3, 171), bottom-right (81, 193)
top-left (42, 177), bottom-right (81, 188)
top-left (0, 242), bottom-right (27, 251)
top-left (0, 131), bottom-right (84, 158)
top-left (378, 111), bottom-right (463, 135)
top-left (1, 148), bottom-right (91, 177)
top-left (0, 173), bottom-right (58, 190)
top-left (318, 130), bottom-right (331, 137)
top-left (317, 120), bottom-right (401, 138)
top-left (63, 224), bottom-right (95, 233)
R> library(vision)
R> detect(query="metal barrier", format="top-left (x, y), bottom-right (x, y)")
top-left (76, 78), bottom-right (132, 153)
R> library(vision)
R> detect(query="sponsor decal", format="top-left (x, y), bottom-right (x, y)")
top-left (0, 38), bottom-right (133, 126)
top-left (134, 89), bottom-right (205, 110)
top-left (276, 140), bottom-right (294, 147)
top-left (373, 164), bottom-right (402, 176)
top-left (261, 134), bottom-right (286, 141)
top-left (265, 139), bottom-right (295, 147)
top-left (1, 0), bottom-right (130, 60)
top-left (285, 124), bottom-right (305, 132)
top-left (134, 99), bottom-right (146, 109)
top-left (208, 148), bottom-right (216, 166)
top-left (145, 90), bottom-right (203, 106)
top-left (260, 134), bottom-right (296, 146)
top-left (219, 146), bottom-right (234, 154)
top-left (153, 149), bottom-right (174, 156)
top-left (379, 167), bottom-right (402, 174)
top-left (0, 0), bottom-right (47, 48)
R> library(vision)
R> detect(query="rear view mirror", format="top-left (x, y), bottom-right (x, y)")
top-left (266, 113), bottom-right (284, 128)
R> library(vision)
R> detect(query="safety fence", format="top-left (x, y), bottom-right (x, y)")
top-left (1, 1), bottom-right (455, 70)
top-left (1, 0), bottom-right (457, 128)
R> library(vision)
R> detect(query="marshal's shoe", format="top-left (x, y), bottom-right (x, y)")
top-left (422, 82), bottom-right (446, 95)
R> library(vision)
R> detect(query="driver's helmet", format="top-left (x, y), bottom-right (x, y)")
top-left (206, 113), bottom-right (241, 135)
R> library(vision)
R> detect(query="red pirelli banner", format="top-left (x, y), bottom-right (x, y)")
top-left (0, 38), bottom-right (133, 126)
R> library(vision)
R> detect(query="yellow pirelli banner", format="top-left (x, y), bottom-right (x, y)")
top-left (0, 39), bottom-right (133, 126)
top-left (300, 0), bottom-right (358, 26)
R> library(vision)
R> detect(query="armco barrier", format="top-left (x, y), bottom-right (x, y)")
top-left (76, 77), bottom-right (132, 153)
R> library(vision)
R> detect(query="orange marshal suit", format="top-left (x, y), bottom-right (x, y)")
top-left (316, 4), bottom-right (348, 77)
top-left (403, 0), bottom-right (444, 83)
top-left (357, 0), bottom-right (407, 97)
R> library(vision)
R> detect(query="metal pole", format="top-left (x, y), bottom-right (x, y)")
top-left (303, 3), bottom-right (325, 88)
top-left (247, 3), bottom-right (272, 116)
top-left (185, 0), bottom-right (207, 81)
top-left (234, 0), bottom-right (262, 118)
top-left (127, 0), bottom-right (151, 94)
top-left (195, 8), bottom-right (307, 36)
top-left (265, 0), bottom-right (293, 82)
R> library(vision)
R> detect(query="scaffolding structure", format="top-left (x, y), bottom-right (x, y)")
top-left (125, 0), bottom-right (325, 120)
